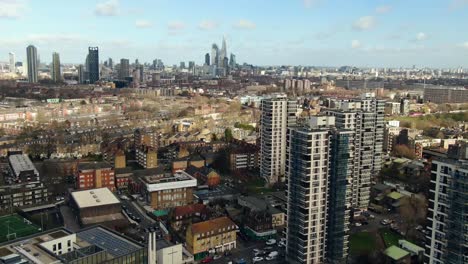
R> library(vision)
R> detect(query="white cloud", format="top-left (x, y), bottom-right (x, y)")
top-left (351, 40), bottom-right (362, 49)
top-left (198, 20), bottom-right (218, 30)
top-left (234, 19), bottom-right (256, 30)
top-left (168, 21), bottom-right (185, 31)
top-left (135, 20), bottom-right (152, 28)
top-left (0, 0), bottom-right (27, 19)
top-left (376, 5), bottom-right (392, 14)
top-left (352, 16), bottom-right (376, 31)
top-left (416, 32), bottom-right (428, 41)
top-left (94, 0), bottom-right (119, 16)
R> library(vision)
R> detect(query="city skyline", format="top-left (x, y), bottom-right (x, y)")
top-left (0, 0), bottom-right (467, 67)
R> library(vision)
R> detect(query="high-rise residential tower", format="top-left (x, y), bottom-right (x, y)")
top-left (325, 93), bottom-right (385, 210)
top-left (51, 52), bottom-right (61, 82)
top-left (260, 94), bottom-right (297, 184)
top-left (424, 143), bottom-right (468, 264)
top-left (9, 52), bottom-right (15, 73)
top-left (119, 58), bottom-right (130, 79)
top-left (26, 45), bottom-right (38, 83)
top-left (286, 116), bottom-right (353, 264)
top-left (87, 47), bottom-right (99, 83)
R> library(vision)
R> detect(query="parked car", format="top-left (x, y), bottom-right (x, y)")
top-left (381, 219), bottom-right (391, 225)
top-left (253, 256), bottom-right (263, 263)
top-left (265, 239), bottom-right (276, 245)
top-left (355, 222), bottom-right (362, 227)
top-left (201, 256), bottom-right (213, 263)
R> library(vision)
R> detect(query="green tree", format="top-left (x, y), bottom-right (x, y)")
top-left (224, 128), bottom-right (233, 142)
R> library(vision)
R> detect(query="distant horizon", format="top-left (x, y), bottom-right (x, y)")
top-left (1, 0), bottom-right (467, 67)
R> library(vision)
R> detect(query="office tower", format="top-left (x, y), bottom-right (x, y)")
top-left (325, 94), bottom-right (385, 210)
top-left (108, 58), bottom-right (113, 69)
top-left (78, 64), bottom-right (85, 84)
top-left (9, 52), bottom-right (15, 73)
top-left (26, 45), bottom-right (38, 83)
top-left (205, 53), bottom-right (210, 66)
top-left (424, 144), bottom-right (468, 264)
top-left (260, 94), bottom-right (297, 184)
top-left (229, 53), bottom-right (236, 68)
top-left (219, 36), bottom-right (227, 67)
top-left (211, 44), bottom-right (219, 66)
top-left (51, 52), bottom-right (61, 82)
top-left (88, 47), bottom-right (99, 83)
top-left (119, 58), bottom-right (130, 79)
top-left (180, 61), bottom-right (185, 69)
top-left (286, 116), bottom-right (353, 264)
top-left (188, 61), bottom-right (195, 71)
top-left (135, 59), bottom-right (139, 66)
top-left (138, 64), bottom-right (144, 83)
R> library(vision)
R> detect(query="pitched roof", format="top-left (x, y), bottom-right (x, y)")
top-left (174, 203), bottom-right (206, 217)
top-left (190, 216), bottom-right (236, 236)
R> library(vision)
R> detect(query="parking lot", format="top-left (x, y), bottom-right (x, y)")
top-left (211, 237), bottom-right (286, 264)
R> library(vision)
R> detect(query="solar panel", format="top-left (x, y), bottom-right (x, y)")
top-left (77, 227), bottom-right (141, 258)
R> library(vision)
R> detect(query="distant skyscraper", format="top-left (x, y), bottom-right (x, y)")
top-left (205, 53), bottom-right (210, 66)
top-left (9, 52), bottom-right (15, 73)
top-left (286, 116), bottom-right (353, 264)
top-left (229, 53), bottom-right (236, 68)
top-left (119, 58), bottom-right (130, 79)
top-left (108, 58), bottom-right (113, 69)
top-left (26, 45), bottom-right (38, 83)
top-left (78, 64), bottom-right (85, 84)
top-left (188, 61), bottom-right (195, 71)
top-left (138, 64), bottom-right (144, 83)
top-left (51, 52), bottom-right (61, 82)
top-left (219, 36), bottom-right (227, 67)
top-left (260, 94), bottom-right (297, 184)
top-left (180, 61), bottom-right (186, 69)
top-left (211, 44), bottom-right (219, 66)
top-left (87, 47), bottom-right (99, 83)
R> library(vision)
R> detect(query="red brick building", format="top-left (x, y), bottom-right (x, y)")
top-left (76, 162), bottom-right (115, 192)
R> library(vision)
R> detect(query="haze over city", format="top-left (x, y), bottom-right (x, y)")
top-left (1, 0), bottom-right (468, 67)
top-left (0, 1), bottom-right (467, 264)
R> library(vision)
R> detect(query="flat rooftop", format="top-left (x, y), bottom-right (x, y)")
top-left (143, 170), bottom-right (194, 184)
top-left (71, 188), bottom-right (120, 209)
top-left (78, 162), bottom-right (113, 171)
top-left (8, 154), bottom-right (39, 177)
top-left (77, 227), bottom-right (143, 258)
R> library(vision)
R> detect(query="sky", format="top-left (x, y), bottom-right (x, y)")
top-left (1, 0), bottom-right (468, 67)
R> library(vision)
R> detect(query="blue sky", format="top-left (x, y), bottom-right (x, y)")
top-left (1, 0), bottom-right (468, 67)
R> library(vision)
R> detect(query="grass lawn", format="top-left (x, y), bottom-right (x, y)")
top-left (246, 178), bottom-right (274, 194)
top-left (379, 228), bottom-right (402, 247)
top-left (0, 214), bottom-right (40, 243)
top-left (349, 232), bottom-right (378, 255)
